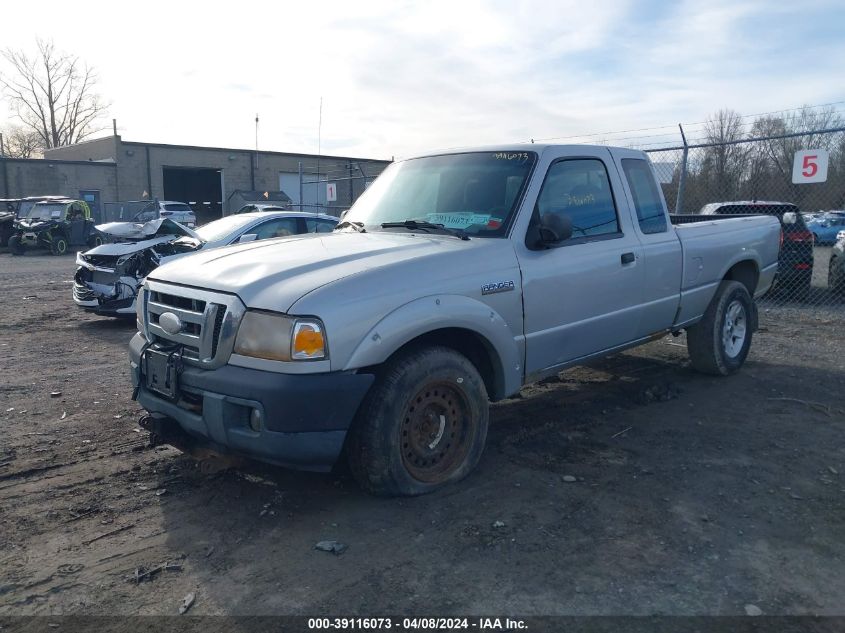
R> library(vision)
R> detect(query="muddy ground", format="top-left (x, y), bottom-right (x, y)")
top-left (1, 254), bottom-right (844, 617)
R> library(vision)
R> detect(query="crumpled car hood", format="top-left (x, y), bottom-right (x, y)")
top-left (96, 218), bottom-right (200, 241)
top-left (81, 235), bottom-right (200, 259)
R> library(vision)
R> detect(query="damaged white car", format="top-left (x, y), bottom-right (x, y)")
top-left (73, 211), bottom-right (338, 317)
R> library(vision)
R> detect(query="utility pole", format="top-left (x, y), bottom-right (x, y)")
top-left (675, 123), bottom-right (688, 215)
top-left (255, 114), bottom-right (259, 151)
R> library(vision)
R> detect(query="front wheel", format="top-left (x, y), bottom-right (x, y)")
top-left (686, 280), bottom-right (754, 376)
top-left (8, 235), bottom-right (24, 255)
top-left (87, 234), bottom-right (103, 248)
top-left (51, 235), bottom-right (69, 255)
top-left (347, 346), bottom-right (489, 497)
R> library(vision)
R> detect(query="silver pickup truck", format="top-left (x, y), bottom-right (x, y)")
top-left (129, 145), bottom-right (780, 496)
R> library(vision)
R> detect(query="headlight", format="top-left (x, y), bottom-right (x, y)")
top-left (233, 311), bottom-right (327, 362)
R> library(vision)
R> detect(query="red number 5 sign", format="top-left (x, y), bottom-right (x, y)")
top-left (792, 149), bottom-right (829, 184)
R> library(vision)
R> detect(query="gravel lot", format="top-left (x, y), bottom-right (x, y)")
top-left (1, 254), bottom-right (844, 617)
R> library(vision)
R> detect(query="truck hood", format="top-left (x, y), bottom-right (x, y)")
top-left (149, 231), bottom-right (499, 311)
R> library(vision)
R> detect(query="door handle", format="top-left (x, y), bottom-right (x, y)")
top-left (621, 252), bottom-right (636, 265)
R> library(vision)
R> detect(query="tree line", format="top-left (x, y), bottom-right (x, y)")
top-left (656, 107), bottom-right (845, 213)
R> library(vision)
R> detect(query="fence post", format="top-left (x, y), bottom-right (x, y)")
top-left (298, 161), bottom-right (303, 211)
top-left (675, 124), bottom-right (688, 215)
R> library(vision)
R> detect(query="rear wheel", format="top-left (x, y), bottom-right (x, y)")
top-left (87, 234), bottom-right (103, 248)
top-left (687, 280), bottom-right (753, 376)
top-left (51, 234), bottom-right (69, 256)
top-left (8, 235), bottom-right (24, 256)
top-left (347, 346), bottom-right (489, 496)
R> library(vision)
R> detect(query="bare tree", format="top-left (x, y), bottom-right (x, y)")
top-left (702, 109), bottom-right (749, 197)
top-left (1, 124), bottom-right (43, 158)
top-left (0, 39), bottom-right (106, 149)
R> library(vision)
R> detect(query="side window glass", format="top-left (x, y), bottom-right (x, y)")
top-left (535, 159), bottom-right (619, 238)
top-left (252, 218), bottom-right (298, 240)
top-left (305, 219), bottom-right (336, 233)
top-left (621, 158), bottom-right (668, 234)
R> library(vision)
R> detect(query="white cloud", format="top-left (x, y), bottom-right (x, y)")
top-left (1, 0), bottom-right (843, 158)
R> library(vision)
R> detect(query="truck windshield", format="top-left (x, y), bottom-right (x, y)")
top-left (341, 151), bottom-right (537, 237)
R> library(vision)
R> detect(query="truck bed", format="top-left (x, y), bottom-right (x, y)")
top-left (672, 214), bottom-right (781, 326)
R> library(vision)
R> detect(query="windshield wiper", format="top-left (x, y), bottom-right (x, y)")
top-left (334, 220), bottom-right (366, 233)
top-left (380, 220), bottom-right (469, 240)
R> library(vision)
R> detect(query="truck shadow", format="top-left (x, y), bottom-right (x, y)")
top-left (145, 340), bottom-right (845, 613)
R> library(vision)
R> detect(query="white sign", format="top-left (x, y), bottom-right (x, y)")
top-left (792, 149), bottom-right (829, 184)
top-left (326, 182), bottom-right (337, 202)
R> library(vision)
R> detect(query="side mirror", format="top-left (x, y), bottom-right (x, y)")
top-left (237, 233), bottom-right (258, 243)
top-left (782, 212), bottom-right (797, 225)
top-left (538, 213), bottom-right (573, 246)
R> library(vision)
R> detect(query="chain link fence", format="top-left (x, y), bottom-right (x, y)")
top-left (644, 127), bottom-right (845, 312)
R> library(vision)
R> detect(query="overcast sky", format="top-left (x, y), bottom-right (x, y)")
top-left (2, 0), bottom-right (844, 159)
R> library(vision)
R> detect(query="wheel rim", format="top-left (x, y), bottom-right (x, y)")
top-left (722, 299), bottom-right (747, 358)
top-left (401, 381), bottom-right (472, 483)
top-left (55, 240), bottom-right (67, 254)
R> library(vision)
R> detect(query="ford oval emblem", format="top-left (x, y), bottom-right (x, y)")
top-left (159, 312), bottom-right (182, 335)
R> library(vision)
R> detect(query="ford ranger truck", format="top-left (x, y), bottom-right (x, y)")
top-left (129, 145), bottom-right (781, 496)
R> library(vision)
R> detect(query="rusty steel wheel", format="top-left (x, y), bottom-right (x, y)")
top-left (347, 345), bottom-right (489, 497)
top-left (401, 381), bottom-right (472, 483)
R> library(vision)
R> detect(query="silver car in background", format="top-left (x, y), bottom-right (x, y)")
top-left (73, 211), bottom-right (338, 317)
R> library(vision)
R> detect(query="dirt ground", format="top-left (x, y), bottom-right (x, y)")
top-left (1, 253), bottom-right (844, 617)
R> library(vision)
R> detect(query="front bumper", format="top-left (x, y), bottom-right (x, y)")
top-left (129, 333), bottom-right (374, 471)
top-left (73, 282), bottom-right (136, 315)
top-left (73, 263), bottom-right (138, 316)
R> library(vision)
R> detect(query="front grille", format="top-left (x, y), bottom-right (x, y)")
top-left (142, 280), bottom-right (245, 369)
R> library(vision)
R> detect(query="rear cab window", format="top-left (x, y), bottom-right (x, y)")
top-left (621, 159), bottom-right (667, 234)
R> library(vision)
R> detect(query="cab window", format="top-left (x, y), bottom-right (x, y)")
top-left (535, 159), bottom-right (619, 239)
top-left (621, 159), bottom-right (668, 234)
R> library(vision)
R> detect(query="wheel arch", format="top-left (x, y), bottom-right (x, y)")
top-left (722, 259), bottom-right (759, 297)
top-left (343, 295), bottom-right (522, 401)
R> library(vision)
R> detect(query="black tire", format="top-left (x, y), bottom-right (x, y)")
top-left (686, 280), bottom-right (754, 376)
top-left (51, 234), bottom-right (69, 256)
top-left (87, 234), bottom-right (103, 248)
top-left (8, 235), bottom-right (24, 256)
top-left (347, 346), bottom-right (489, 497)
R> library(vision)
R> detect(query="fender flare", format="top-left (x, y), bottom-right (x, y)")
top-left (343, 294), bottom-right (523, 399)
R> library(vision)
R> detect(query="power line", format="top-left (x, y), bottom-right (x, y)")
top-left (531, 99), bottom-right (845, 145)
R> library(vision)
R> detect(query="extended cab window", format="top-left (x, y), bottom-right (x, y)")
top-left (621, 158), bottom-right (668, 234)
top-left (535, 159), bottom-right (619, 238)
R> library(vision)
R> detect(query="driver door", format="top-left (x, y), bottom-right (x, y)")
top-left (516, 149), bottom-right (645, 376)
